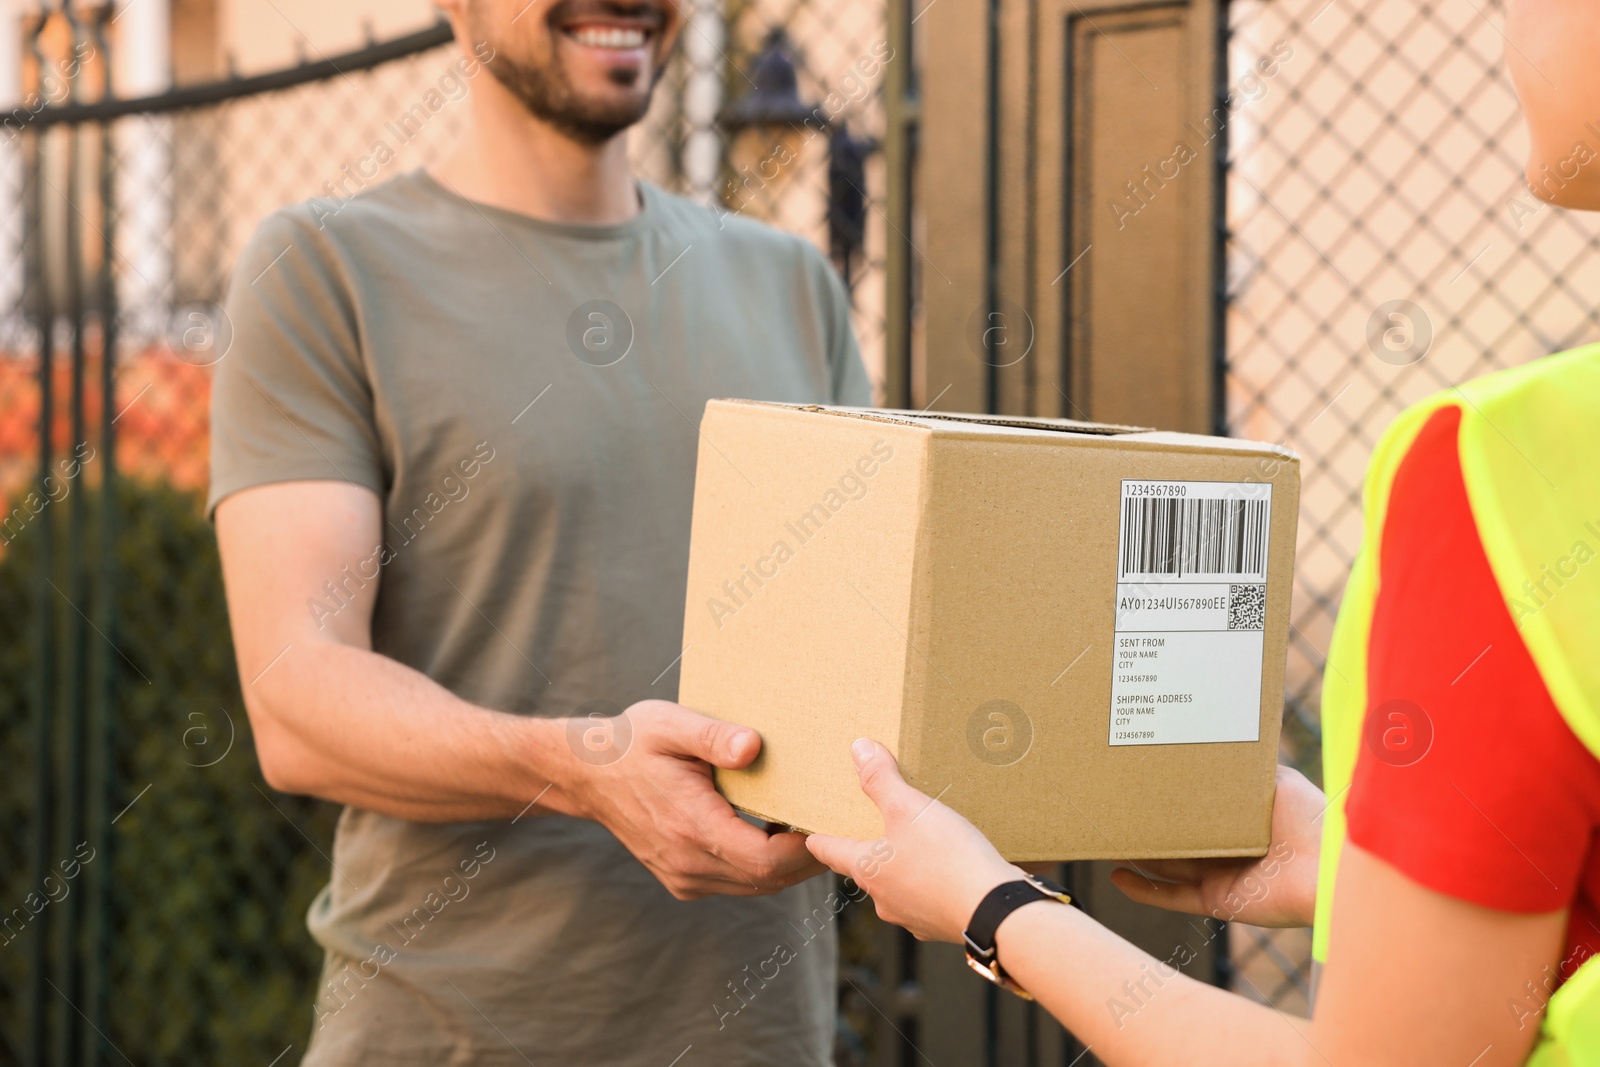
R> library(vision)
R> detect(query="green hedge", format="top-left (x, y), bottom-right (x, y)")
top-left (0, 479), bottom-right (337, 1065)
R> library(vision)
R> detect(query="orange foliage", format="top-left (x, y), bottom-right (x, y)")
top-left (0, 346), bottom-right (213, 522)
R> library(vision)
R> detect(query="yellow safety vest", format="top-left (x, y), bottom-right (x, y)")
top-left (1317, 345), bottom-right (1600, 1064)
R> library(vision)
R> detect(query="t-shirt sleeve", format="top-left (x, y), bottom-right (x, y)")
top-left (803, 243), bottom-right (872, 406)
top-left (207, 208), bottom-right (384, 518)
top-left (1345, 405), bottom-right (1600, 914)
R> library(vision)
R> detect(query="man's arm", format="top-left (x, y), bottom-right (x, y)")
top-left (216, 478), bottom-right (824, 898)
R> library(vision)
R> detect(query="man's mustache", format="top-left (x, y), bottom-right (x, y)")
top-left (545, 0), bottom-right (668, 31)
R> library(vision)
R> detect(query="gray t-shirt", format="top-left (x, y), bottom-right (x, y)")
top-left (210, 170), bottom-right (870, 1066)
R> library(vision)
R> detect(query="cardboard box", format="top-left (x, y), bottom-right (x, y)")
top-left (678, 400), bottom-right (1299, 861)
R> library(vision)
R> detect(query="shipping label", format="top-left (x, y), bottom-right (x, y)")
top-left (1109, 480), bottom-right (1271, 746)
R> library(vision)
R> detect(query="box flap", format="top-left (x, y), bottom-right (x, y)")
top-left (860, 408), bottom-right (1149, 436)
top-left (712, 398), bottom-right (1147, 436)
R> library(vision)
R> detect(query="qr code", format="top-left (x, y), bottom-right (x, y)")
top-left (1228, 584), bottom-right (1266, 631)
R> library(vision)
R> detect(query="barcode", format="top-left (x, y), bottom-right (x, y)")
top-left (1121, 497), bottom-right (1269, 577)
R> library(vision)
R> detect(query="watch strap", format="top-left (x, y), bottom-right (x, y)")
top-left (962, 874), bottom-right (1074, 998)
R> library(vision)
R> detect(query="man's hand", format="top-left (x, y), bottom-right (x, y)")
top-left (1108, 764), bottom-right (1323, 928)
top-left (546, 699), bottom-right (826, 899)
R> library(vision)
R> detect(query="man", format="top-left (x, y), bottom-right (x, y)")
top-left (209, 0), bottom-right (870, 1062)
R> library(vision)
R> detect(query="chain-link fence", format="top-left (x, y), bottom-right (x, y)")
top-left (0, 4), bottom-right (892, 1064)
top-left (1222, 0), bottom-right (1600, 1013)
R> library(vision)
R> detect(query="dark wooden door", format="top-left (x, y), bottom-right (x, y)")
top-left (919, 0), bottom-right (1223, 434)
top-left (905, 2), bottom-right (1229, 1063)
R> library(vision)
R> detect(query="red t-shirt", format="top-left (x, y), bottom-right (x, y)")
top-left (1345, 405), bottom-right (1600, 980)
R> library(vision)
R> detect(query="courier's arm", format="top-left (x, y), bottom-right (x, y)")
top-left (216, 479), bottom-right (823, 897)
top-left (807, 741), bottom-right (1566, 1067)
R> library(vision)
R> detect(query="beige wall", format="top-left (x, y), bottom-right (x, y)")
top-left (221, 0), bottom-right (439, 75)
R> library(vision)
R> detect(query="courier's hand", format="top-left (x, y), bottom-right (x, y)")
top-left (806, 738), bottom-right (1020, 943)
top-left (547, 699), bottom-right (825, 900)
top-left (1108, 764), bottom-right (1323, 928)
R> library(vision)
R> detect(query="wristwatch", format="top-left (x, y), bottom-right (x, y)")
top-left (962, 873), bottom-right (1076, 999)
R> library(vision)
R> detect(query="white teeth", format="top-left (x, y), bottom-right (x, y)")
top-left (571, 26), bottom-right (647, 48)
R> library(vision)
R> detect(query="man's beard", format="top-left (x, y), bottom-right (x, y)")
top-left (470, 7), bottom-right (665, 145)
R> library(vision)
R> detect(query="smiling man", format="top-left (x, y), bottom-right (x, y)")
top-left (208, 1), bottom-right (869, 1064)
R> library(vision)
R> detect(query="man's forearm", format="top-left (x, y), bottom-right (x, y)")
top-left (246, 638), bottom-right (574, 821)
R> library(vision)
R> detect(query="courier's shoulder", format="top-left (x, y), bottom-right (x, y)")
top-left (1402, 342), bottom-right (1600, 429)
